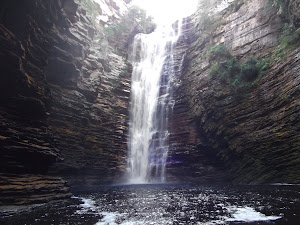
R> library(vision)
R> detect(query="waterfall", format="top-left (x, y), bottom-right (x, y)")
top-left (127, 21), bottom-right (182, 184)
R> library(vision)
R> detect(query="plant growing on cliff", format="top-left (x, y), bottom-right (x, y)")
top-left (198, 12), bottom-right (215, 30)
top-left (104, 6), bottom-right (156, 39)
top-left (208, 44), bottom-right (231, 62)
top-left (256, 58), bottom-right (270, 78)
top-left (210, 58), bottom-right (242, 86)
top-left (209, 44), bottom-right (270, 88)
top-left (240, 57), bottom-right (260, 82)
top-left (272, 24), bottom-right (300, 61)
top-left (103, 6), bottom-right (156, 55)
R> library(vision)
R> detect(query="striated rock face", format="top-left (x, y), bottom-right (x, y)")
top-left (166, 18), bottom-right (228, 183)
top-left (289, 0), bottom-right (300, 27)
top-left (0, 174), bottom-right (71, 205)
top-left (170, 0), bottom-right (300, 184)
top-left (1, 0), bottom-right (299, 208)
top-left (0, 0), bottom-right (131, 204)
top-left (271, 0), bottom-right (300, 27)
top-left (48, 47), bottom-right (131, 185)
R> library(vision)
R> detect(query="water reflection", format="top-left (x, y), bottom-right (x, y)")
top-left (1, 184), bottom-right (299, 225)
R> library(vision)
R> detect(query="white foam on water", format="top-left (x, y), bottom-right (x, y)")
top-left (224, 206), bottom-right (281, 222)
top-left (73, 197), bottom-right (98, 215)
top-left (95, 212), bottom-right (122, 225)
top-left (74, 197), bottom-right (124, 224)
top-left (80, 198), bottom-right (96, 209)
top-left (73, 197), bottom-right (282, 225)
top-left (96, 212), bottom-right (173, 225)
top-left (200, 206), bottom-right (281, 225)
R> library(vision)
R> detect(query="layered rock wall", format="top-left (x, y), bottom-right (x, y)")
top-left (166, 18), bottom-right (227, 183)
top-left (0, 0), bottom-right (131, 204)
top-left (1, 0), bottom-right (299, 207)
top-left (170, 0), bottom-right (300, 184)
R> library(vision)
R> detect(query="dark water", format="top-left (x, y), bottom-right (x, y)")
top-left (0, 184), bottom-right (299, 225)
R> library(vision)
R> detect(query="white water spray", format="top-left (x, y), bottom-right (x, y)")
top-left (127, 21), bottom-right (182, 183)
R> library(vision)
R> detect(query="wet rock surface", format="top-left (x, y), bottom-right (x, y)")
top-left (0, 174), bottom-right (71, 205)
top-left (170, 0), bottom-right (300, 183)
top-left (0, 0), bottom-right (131, 204)
top-left (167, 17), bottom-right (228, 184)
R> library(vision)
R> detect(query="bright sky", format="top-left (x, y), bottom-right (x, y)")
top-left (132, 0), bottom-right (199, 24)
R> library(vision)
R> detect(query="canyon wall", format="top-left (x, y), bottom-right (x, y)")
top-left (0, 0), bottom-right (299, 206)
top-left (166, 18), bottom-right (228, 183)
top-left (0, 0), bottom-right (133, 205)
top-left (168, 0), bottom-right (300, 184)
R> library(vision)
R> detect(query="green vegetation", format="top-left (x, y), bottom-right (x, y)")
top-left (104, 6), bottom-right (156, 39)
top-left (208, 44), bottom-right (231, 62)
top-left (209, 44), bottom-right (269, 89)
top-left (79, 2), bottom-right (156, 54)
top-left (266, 0), bottom-right (300, 61)
top-left (272, 24), bottom-right (300, 61)
top-left (198, 12), bottom-right (214, 30)
top-left (198, 0), bottom-right (298, 91)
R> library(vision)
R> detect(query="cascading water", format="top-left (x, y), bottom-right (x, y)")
top-left (127, 21), bottom-right (182, 184)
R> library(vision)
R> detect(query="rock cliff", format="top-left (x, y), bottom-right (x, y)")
top-left (0, 0), bottom-right (133, 205)
top-left (168, 0), bottom-right (300, 184)
top-left (166, 18), bottom-right (228, 183)
top-left (0, 0), bottom-right (299, 206)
